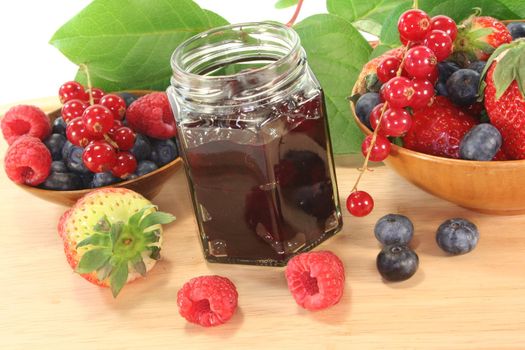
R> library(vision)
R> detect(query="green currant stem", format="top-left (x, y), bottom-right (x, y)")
top-left (413, 0), bottom-right (419, 9)
top-left (286, 0), bottom-right (304, 27)
top-left (80, 64), bottom-right (95, 106)
top-left (351, 47), bottom-right (408, 193)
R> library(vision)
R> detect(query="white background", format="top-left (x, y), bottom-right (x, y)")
top-left (0, 1), bottom-right (328, 106)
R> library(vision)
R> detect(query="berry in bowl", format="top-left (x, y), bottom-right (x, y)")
top-left (1, 85), bottom-right (182, 206)
top-left (350, 11), bottom-right (525, 215)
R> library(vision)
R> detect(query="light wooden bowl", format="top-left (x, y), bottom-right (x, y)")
top-left (350, 88), bottom-right (525, 215)
top-left (17, 90), bottom-right (182, 206)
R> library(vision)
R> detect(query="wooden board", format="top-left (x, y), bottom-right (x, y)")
top-left (1, 99), bottom-right (525, 350)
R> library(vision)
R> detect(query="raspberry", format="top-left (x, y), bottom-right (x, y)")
top-left (126, 92), bottom-right (176, 139)
top-left (1, 105), bottom-right (51, 145)
top-left (285, 251), bottom-right (345, 311)
top-left (177, 275), bottom-right (238, 327)
top-left (4, 136), bottom-right (52, 186)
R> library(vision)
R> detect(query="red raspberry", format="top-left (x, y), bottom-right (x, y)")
top-left (4, 136), bottom-right (52, 186)
top-left (177, 275), bottom-right (238, 327)
top-left (403, 96), bottom-right (477, 158)
top-left (285, 251), bottom-right (345, 311)
top-left (1, 105), bottom-right (51, 145)
top-left (126, 92), bottom-right (176, 139)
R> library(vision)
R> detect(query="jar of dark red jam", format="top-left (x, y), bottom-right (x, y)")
top-left (167, 22), bottom-right (342, 266)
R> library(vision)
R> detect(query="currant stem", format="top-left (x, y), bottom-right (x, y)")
top-left (351, 48), bottom-right (408, 193)
top-left (413, 0), bottom-right (419, 9)
top-left (286, 0), bottom-right (304, 27)
top-left (80, 64), bottom-right (95, 106)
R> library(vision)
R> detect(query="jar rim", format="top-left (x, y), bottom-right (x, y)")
top-left (170, 21), bottom-right (301, 82)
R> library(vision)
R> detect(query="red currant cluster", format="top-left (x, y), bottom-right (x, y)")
top-left (60, 81), bottom-right (137, 178)
top-left (347, 9), bottom-right (457, 217)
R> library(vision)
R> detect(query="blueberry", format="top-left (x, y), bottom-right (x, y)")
top-left (135, 160), bottom-right (158, 177)
top-left (436, 218), bottom-right (479, 255)
top-left (459, 124), bottom-right (502, 161)
top-left (376, 244), bottom-right (419, 282)
top-left (66, 146), bottom-right (90, 174)
top-left (355, 92), bottom-right (381, 129)
top-left (61, 141), bottom-right (74, 161)
top-left (435, 81), bottom-right (448, 96)
top-left (130, 134), bottom-right (152, 161)
top-left (52, 116), bottom-right (67, 135)
top-left (44, 133), bottom-right (67, 160)
top-left (79, 173), bottom-right (94, 188)
top-left (374, 214), bottom-right (414, 245)
top-left (467, 61), bottom-right (486, 74)
top-left (150, 138), bottom-right (178, 166)
top-left (446, 69), bottom-right (480, 106)
top-left (291, 182), bottom-right (335, 220)
top-left (41, 172), bottom-right (83, 191)
top-left (507, 22), bottom-right (525, 40)
top-left (51, 160), bottom-right (68, 173)
top-left (118, 92), bottom-right (138, 108)
top-left (438, 61), bottom-right (460, 82)
top-left (91, 172), bottom-right (121, 188)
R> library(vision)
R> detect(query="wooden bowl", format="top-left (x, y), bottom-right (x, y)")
top-left (350, 89), bottom-right (525, 215)
top-left (18, 90), bottom-right (183, 207)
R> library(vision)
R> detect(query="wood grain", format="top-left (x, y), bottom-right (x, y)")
top-left (1, 99), bottom-right (525, 350)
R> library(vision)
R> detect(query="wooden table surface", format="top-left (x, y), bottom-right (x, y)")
top-left (1, 99), bottom-right (525, 350)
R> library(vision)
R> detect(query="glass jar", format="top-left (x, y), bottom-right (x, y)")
top-left (167, 22), bottom-right (342, 266)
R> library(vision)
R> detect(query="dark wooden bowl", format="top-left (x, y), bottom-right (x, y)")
top-left (18, 90), bottom-right (183, 206)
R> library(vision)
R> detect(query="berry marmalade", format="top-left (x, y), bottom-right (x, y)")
top-left (168, 22), bottom-right (342, 266)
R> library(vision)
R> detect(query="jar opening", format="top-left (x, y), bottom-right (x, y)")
top-left (169, 22), bottom-right (304, 106)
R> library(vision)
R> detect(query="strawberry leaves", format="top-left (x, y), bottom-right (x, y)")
top-left (75, 205), bottom-right (175, 297)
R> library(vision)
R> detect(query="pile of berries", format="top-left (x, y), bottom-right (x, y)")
top-left (349, 8), bottom-right (525, 217)
top-left (1, 81), bottom-right (179, 190)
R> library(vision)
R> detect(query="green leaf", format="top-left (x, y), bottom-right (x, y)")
top-left (518, 53), bottom-right (525, 96)
top-left (131, 255), bottom-right (147, 277)
top-left (498, 0), bottom-right (525, 16)
top-left (295, 14), bottom-right (372, 153)
top-left (76, 233), bottom-right (110, 249)
top-left (110, 222), bottom-right (124, 247)
top-left (144, 230), bottom-right (161, 244)
top-left (93, 216), bottom-right (111, 233)
top-left (468, 28), bottom-right (495, 41)
top-left (377, 3), bottom-right (410, 47)
top-left (275, 0), bottom-right (298, 9)
top-left (128, 205), bottom-right (156, 228)
top-left (139, 211), bottom-right (176, 231)
top-left (327, 0), bottom-right (411, 35)
top-left (110, 261), bottom-right (129, 298)
top-left (96, 263), bottom-right (113, 281)
top-left (50, 0), bottom-right (228, 92)
top-left (76, 248), bottom-right (111, 274)
top-left (149, 246), bottom-right (161, 260)
top-left (493, 48), bottom-right (520, 99)
top-left (369, 44), bottom-right (398, 59)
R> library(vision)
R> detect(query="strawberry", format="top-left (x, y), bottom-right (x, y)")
top-left (355, 47), bottom-right (405, 95)
top-left (482, 40), bottom-right (525, 160)
top-left (58, 188), bottom-right (175, 297)
top-left (403, 96), bottom-right (478, 158)
top-left (453, 15), bottom-right (512, 64)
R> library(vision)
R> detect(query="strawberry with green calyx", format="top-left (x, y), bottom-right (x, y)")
top-left (481, 39), bottom-right (525, 160)
top-left (453, 11), bottom-right (512, 65)
top-left (58, 188), bottom-right (175, 297)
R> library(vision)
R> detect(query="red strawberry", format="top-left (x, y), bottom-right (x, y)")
top-left (403, 96), bottom-right (477, 158)
top-left (355, 47), bottom-right (405, 95)
top-left (58, 188), bottom-right (175, 297)
top-left (482, 40), bottom-right (525, 160)
top-left (454, 15), bottom-right (512, 64)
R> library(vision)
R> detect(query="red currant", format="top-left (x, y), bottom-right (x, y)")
top-left (398, 9), bottom-right (431, 42)
top-left (377, 57), bottom-right (402, 83)
top-left (369, 103), bottom-right (384, 131)
top-left (66, 117), bottom-right (92, 147)
top-left (361, 135), bottom-right (391, 162)
top-left (111, 127), bottom-right (136, 151)
top-left (404, 46), bottom-right (438, 79)
top-left (100, 94), bottom-right (126, 120)
top-left (411, 79), bottom-right (435, 109)
top-left (346, 191), bottom-right (374, 217)
top-left (430, 15), bottom-right (457, 41)
top-left (108, 120), bottom-right (123, 138)
top-left (61, 99), bottom-right (89, 123)
top-left (381, 77), bottom-right (415, 108)
top-left (425, 66), bottom-right (439, 84)
top-left (82, 141), bottom-right (118, 173)
top-left (86, 88), bottom-right (105, 104)
top-left (381, 108), bottom-right (413, 137)
top-left (58, 81), bottom-right (88, 104)
top-left (82, 105), bottom-right (114, 138)
top-left (111, 152), bottom-right (137, 179)
top-left (423, 30), bottom-right (453, 61)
